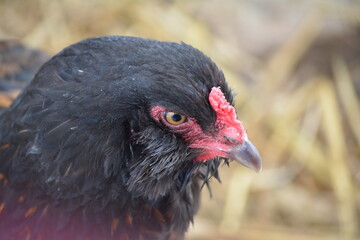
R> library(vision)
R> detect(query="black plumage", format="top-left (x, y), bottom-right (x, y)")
top-left (0, 36), bottom-right (261, 240)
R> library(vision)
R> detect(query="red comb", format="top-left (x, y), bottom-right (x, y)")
top-left (209, 87), bottom-right (237, 124)
top-left (209, 87), bottom-right (246, 141)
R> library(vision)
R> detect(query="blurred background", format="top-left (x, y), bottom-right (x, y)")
top-left (0, 0), bottom-right (359, 239)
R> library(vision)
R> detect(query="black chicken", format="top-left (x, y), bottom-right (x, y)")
top-left (0, 36), bottom-right (261, 240)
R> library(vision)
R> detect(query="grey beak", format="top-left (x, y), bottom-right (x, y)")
top-left (229, 140), bottom-right (262, 172)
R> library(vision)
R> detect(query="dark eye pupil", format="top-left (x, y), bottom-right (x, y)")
top-left (172, 114), bottom-right (182, 122)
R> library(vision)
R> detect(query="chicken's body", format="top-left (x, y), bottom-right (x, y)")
top-left (0, 36), bottom-right (261, 240)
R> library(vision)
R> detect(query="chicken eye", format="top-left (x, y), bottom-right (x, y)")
top-left (164, 112), bottom-right (187, 125)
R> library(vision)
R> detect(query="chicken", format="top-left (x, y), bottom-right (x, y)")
top-left (0, 36), bottom-right (261, 240)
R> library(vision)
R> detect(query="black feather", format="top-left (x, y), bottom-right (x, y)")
top-left (0, 36), bottom-right (234, 240)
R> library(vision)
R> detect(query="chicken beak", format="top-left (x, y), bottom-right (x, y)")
top-left (228, 140), bottom-right (262, 173)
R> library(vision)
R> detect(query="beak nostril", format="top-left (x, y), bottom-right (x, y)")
top-left (229, 140), bottom-right (262, 172)
top-left (224, 136), bottom-right (238, 144)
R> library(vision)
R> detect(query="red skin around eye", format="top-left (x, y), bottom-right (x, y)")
top-left (150, 87), bottom-right (247, 162)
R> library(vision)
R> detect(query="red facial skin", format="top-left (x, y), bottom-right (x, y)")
top-left (151, 87), bottom-right (247, 162)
